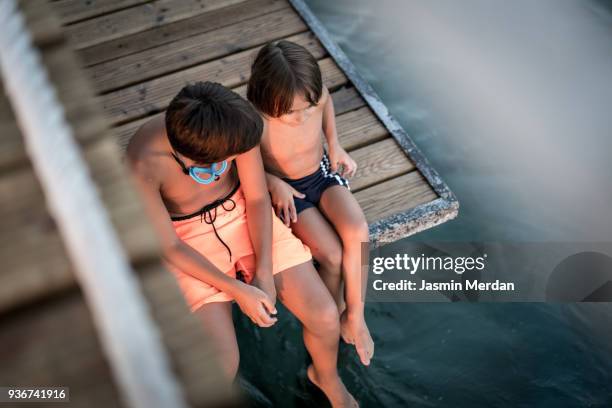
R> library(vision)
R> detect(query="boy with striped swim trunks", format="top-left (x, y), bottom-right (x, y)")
top-left (126, 82), bottom-right (358, 407)
top-left (247, 40), bottom-right (375, 370)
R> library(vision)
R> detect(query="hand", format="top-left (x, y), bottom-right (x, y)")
top-left (328, 144), bottom-right (357, 178)
top-left (252, 274), bottom-right (277, 309)
top-left (232, 281), bottom-right (278, 327)
top-left (269, 177), bottom-right (305, 226)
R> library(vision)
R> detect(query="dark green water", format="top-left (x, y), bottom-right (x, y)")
top-left (235, 1), bottom-right (612, 406)
top-left (236, 303), bottom-right (612, 407)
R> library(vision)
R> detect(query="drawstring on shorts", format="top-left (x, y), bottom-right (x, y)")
top-left (199, 198), bottom-right (236, 261)
top-left (170, 183), bottom-right (240, 262)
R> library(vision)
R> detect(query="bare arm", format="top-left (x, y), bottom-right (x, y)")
top-left (265, 171), bottom-right (305, 227)
top-left (235, 146), bottom-right (276, 302)
top-left (321, 86), bottom-right (357, 177)
top-left (321, 86), bottom-right (340, 149)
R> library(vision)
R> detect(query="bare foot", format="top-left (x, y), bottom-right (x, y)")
top-left (340, 311), bottom-right (374, 366)
top-left (307, 365), bottom-right (359, 408)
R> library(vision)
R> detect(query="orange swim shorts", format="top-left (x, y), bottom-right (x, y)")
top-left (162, 185), bottom-right (312, 312)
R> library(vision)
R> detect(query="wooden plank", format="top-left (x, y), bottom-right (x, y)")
top-left (0, 123), bottom-right (24, 171)
top-left (0, 228), bottom-right (73, 315)
top-left (0, 138), bottom-right (161, 314)
top-left (82, 138), bottom-right (162, 262)
top-left (139, 263), bottom-right (235, 407)
top-left (41, 44), bottom-right (109, 143)
top-left (20, 0), bottom-right (64, 48)
top-left (355, 171), bottom-right (438, 223)
top-left (3, 2), bottom-right (238, 404)
top-left (0, 263), bottom-right (233, 406)
top-left (350, 137), bottom-right (416, 192)
top-left (0, 298), bottom-right (109, 376)
top-left (112, 86), bottom-right (366, 151)
top-left (0, 83), bottom-right (13, 122)
top-left (53, 0), bottom-right (153, 25)
top-left (89, 7), bottom-right (307, 93)
top-left (66, 0), bottom-right (247, 49)
top-left (79, 0), bottom-right (287, 66)
top-left (114, 116), bottom-right (153, 149)
top-left (100, 33), bottom-right (336, 125)
top-left (331, 86), bottom-right (365, 115)
top-left (0, 0), bottom-right (159, 318)
top-left (336, 106), bottom-right (387, 151)
top-left (0, 87), bottom-right (29, 171)
top-left (0, 42), bottom-right (107, 168)
top-left (0, 40), bottom-right (116, 173)
top-left (0, 294), bottom-right (123, 407)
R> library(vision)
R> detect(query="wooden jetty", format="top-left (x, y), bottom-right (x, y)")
top-left (62, 0), bottom-right (458, 244)
top-left (0, 0), bottom-right (458, 407)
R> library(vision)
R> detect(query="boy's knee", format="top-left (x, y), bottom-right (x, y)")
top-left (317, 245), bottom-right (343, 273)
top-left (343, 218), bottom-right (369, 242)
top-left (314, 301), bottom-right (340, 335)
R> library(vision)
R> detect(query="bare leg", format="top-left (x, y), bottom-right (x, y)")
top-left (320, 185), bottom-right (374, 366)
top-left (193, 301), bottom-right (240, 380)
top-left (275, 262), bottom-right (358, 408)
top-left (290, 207), bottom-right (344, 310)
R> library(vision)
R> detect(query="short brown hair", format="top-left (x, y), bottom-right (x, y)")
top-left (165, 81), bottom-right (263, 163)
top-left (247, 40), bottom-right (323, 117)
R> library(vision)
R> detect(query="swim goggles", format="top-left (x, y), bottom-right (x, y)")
top-left (171, 151), bottom-right (228, 185)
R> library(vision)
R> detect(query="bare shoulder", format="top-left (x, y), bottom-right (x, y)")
top-left (125, 115), bottom-right (167, 184)
top-left (260, 116), bottom-right (270, 141)
top-left (319, 85), bottom-right (330, 107)
top-left (126, 115), bottom-right (165, 161)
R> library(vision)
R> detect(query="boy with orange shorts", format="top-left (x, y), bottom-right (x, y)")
top-left (126, 82), bottom-right (358, 407)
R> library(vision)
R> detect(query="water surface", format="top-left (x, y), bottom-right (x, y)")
top-left (236, 1), bottom-right (612, 406)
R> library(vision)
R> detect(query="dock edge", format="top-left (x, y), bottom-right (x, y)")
top-left (288, 0), bottom-right (460, 247)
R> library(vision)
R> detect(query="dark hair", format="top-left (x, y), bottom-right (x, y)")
top-left (247, 40), bottom-right (323, 117)
top-left (165, 81), bottom-right (263, 163)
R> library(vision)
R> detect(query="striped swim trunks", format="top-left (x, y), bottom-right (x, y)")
top-left (282, 151), bottom-right (350, 216)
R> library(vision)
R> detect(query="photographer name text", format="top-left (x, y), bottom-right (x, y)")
top-left (371, 253), bottom-right (515, 292)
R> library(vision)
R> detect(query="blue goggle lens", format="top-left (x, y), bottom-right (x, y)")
top-left (188, 160), bottom-right (228, 184)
